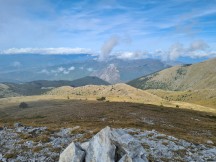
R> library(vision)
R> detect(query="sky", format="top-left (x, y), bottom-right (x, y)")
top-left (0, 0), bottom-right (216, 61)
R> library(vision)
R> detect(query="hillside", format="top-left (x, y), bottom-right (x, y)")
top-left (45, 83), bottom-right (216, 113)
top-left (147, 89), bottom-right (216, 109)
top-left (128, 58), bottom-right (216, 91)
top-left (70, 76), bottom-right (110, 86)
top-left (46, 83), bottom-right (163, 104)
top-left (0, 83), bottom-right (20, 98)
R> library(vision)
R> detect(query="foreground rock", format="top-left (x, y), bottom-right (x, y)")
top-left (0, 124), bottom-right (83, 162)
top-left (59, 127), bottom-right (148, 162)
top-left (59, 143), bottom-right (85, 162)
top-left (1, 124), bottom-right (216, 161)
top-left (59, 127), bottom-right (216, 162)
top-left (85, 127), bottom-right (116, 162)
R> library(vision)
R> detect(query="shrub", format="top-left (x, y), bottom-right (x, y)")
top-left (19, 102), bottom-right (29, 109)
top-left (176, 105), bottom-right (180, 108)
top-left (97, 97), bottom-right (106, 101)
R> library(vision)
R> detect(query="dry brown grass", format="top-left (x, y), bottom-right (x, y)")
top-left (0, 99), bottom-right (216, 145)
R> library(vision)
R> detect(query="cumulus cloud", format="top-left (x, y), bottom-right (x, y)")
top-left (68, 66), bottom-right (75, 71)
top-left (163, 40), bottom-right (211, 61)
top-left (188, 40), bottom-right (209, 52)
top-left (99, 36), bottom-right (120, 61)
top-left (0, 48), bottom-right (92, 55)
top-left (57, 67), bottom-right (65, 72)
top-left (166, 43), bottom-right (184, 61)
top-left (110, 40), bottom-right (214, 61)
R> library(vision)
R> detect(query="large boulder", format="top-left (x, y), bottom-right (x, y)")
top-left (59, 142), bottom-right (85, 162)
top-left (85, 126), bottom-right (116, 162)
top-left (110, 129), bottom-right (148, 162)
top-left (59, 127), bottom-right (148, 162)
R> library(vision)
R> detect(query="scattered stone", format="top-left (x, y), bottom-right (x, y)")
top-left (14, 122), bottom-right (23, 128)
top-left (206, 140), bottom-right (214, 145)
top-left (142, 118), bottom-right (154, 125)
top-left (1, 125), bottom-right (216, 162)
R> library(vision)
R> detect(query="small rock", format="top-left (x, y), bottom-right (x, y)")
top-left (14, 122), bottom-right (23, 128)
top-left (206, 140), bottom-right (214, 145)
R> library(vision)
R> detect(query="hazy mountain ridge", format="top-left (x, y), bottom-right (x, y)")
top-left (0, 76), bottom-right (109, 97)
top-left (0, 54), bottom-right (169, 83)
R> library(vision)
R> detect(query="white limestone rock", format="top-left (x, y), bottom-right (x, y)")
top-left (85, 126), bottom-right (116, 162)
top-left (59, 142), bottom-right (85, 162)
top-left (118, 154), bottom-right (133, 162)
top-left (111, 129), bottom-right (148, 162)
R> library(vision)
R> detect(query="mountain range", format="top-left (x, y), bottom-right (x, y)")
top-left (0, 76), bottom-right (109, 97)
top-left (0, 54), bottom-right (170, 83)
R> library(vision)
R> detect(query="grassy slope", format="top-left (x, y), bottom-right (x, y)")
top-left (128, 58), bottom-right (216, 91)
top-left (147, 89), bottom-right (216, 109)
top-left (0, 99), bottom-right (215, 145)
top-left (46, 83), bottom-right (163, 104)
top-left (44, 83), bottom-right (216, 114)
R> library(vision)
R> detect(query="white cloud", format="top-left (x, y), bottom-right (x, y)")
top-left (188, 40), bottom-right (209, 52)
top-left (111, 40), bottom-right (215, 61)
top-left (115, 51), bottom-right (147, 60)
top-left (57, 67), bottom-right (65, 72)
top-left (167, 43), bottom-right (184, 61)
top-left (87, 68), bottom-right (94, 72)
top-left (38, 69), bottom-right (49, 74)
top-left (161, 40), bottom-right (213, 61)
top-left (12, 61), bottom-right (21, 67)
top-left (0, 48), bottom-right (93, 55)
top-left (63, 70), bottom-right (70, 74)
top-left (68, 66), bottom-right (75, 71)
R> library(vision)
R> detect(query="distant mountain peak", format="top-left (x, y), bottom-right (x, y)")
top-left (94, 64), bottom-right (121, 84)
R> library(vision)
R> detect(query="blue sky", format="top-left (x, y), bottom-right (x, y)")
top-left (0, 0), bottom-right (216, 61)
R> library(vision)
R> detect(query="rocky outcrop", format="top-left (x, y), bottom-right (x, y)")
top-left (59, 127), bottom-right (148, 162)
top-left (1, 124), bottom-right (216, 162)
